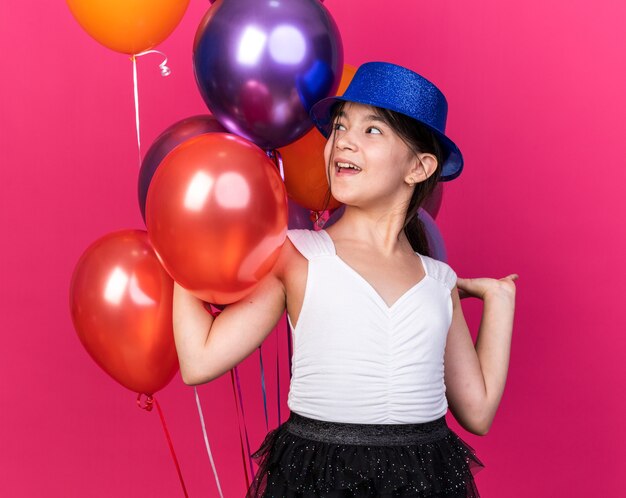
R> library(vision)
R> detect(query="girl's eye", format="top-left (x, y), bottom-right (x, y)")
top-left (333, 123), bottom-right (346, 131)
top-left (367, 126), bottom-right (382, 134)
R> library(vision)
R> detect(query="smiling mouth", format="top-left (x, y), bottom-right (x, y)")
top-left (336, 161), bottom-right (362, 173)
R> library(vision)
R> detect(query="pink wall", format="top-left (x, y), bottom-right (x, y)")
top-left (1, 0), bottom-right (624, 496)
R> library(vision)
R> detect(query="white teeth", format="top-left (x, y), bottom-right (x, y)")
top-left (337, 162), bottom-right (361, 171)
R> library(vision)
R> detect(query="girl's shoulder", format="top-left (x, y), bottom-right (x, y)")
top-left (419, 253), bottom-right (458, 291)
top-left (286, 229), bottom-right (334, 260)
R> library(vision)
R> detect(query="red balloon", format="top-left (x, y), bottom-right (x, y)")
top-left (138, 114), bottom-right (227, 223)
top-left (146, 133), bottom-right (288, 304)
top-left (69, 230), bottom-right (178, 395)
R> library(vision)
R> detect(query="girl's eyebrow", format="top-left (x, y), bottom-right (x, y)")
top-left (336, 111), bottom-right (386, 123)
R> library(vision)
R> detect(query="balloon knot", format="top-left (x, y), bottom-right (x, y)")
top-left (311, 210), bottom-right (328, 229)
top-left (204, 302), bottom-right (226, 318)
top-left (137, 393), bottom-right (155, 411)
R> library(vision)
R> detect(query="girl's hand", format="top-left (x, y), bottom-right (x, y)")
top-left (456, 274), bottom-right (519, 301)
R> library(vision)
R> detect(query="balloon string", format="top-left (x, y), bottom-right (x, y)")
top-left (266, 149), bottom-right (285, 181)
top-left (258, 346), bottom-right (269, 431)
top-left (131, 50), bottom-right (171, 167)
top-left (266, 150), bottom-right (287, 422)
top-left (135, 50), bottom-right (172, 77)
top-left (276, 330), bottom-right (281, 425)
top-left (137, 394), bottom-right (189, 498)
top-left (230, 369), bottom-right (252, 488)
top-left (234, 366), bottom-right (255, 482)
top-left (275, 149), bottom-right (285, 181)
top-left (132, 55), bottom-right (142, 167)
top-left (194, 387), bottom-right (225, 498)
top-left (286, 314), bottom-right (293, 379)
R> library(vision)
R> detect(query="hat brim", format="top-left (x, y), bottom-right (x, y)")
top-left (309, 96), bottom-right (463, 182)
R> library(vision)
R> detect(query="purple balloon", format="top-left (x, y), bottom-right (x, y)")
top-left (321, 204), bottom-right (345, 229)
top-left (422, 183), bottom-right (444, 219)
top-left (193, 0), bottom-right (343, 150)
top-left (137, 115), bottom-right (226, 223)
top-left (288, 198), bottom-right (314, 229)
top-left (419, 208), bottom-right (448, 262)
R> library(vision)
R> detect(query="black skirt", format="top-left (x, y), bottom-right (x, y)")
top-left (246, 412), bottom-right (484, 497)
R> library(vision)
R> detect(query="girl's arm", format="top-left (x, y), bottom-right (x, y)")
top-left (443, 275), bottom-right (518, 435)
top-left (173, 251), bottom-right (288, 386)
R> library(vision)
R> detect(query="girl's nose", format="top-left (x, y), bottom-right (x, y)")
top-left (335, 130), bottom-right (357, 150)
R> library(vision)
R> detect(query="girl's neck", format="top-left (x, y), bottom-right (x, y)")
top-left (325, 205), bottom-right (412, 256)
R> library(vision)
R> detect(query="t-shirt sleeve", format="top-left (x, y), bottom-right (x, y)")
top-left (286, 229), bottom-right (333, 260)
top-left (442, 263), bottom-right (458, 291)
top-left (422, 255), bottom-right (457, 291)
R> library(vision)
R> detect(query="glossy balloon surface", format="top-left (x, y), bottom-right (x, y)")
top-left (138, 115), bottom-right (226, 222)
top-left (146, 133), bottom-right (288, 304)
top-left (288, 198), bottom-right (314, 230)
top-left (70, 230), bottom-right (178, 394)
top-left (66, 0), bottom-right (189, 54)
top-left (193, 0), bottom-right (343, 149)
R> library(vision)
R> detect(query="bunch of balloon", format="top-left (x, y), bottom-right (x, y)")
top-left (143, 0), bottom-right (345, 305)
top-left (65, 0), bottom-right (193, 397)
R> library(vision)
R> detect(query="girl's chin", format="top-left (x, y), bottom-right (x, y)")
top-left (329, 190), bottom-right (359, 206)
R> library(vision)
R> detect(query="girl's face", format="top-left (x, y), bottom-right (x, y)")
top-left (323, 102), bottom-right (419, 209)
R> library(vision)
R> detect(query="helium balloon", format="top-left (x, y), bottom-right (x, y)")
top-left (323, 205), bottom-right (345, 229)
top-left (138, 115), bottom-right (226, 223)
top-left (69, 230), bottom-right (178, 395)
top-left (193, 0), bottom-right (343, 149)
top-left (66, 0), bottom-right (189, 55)
top-left (422, 183), bottom-right (444, 219)
top-left (146, 133), bottom-right (288, 304)
top-left (419, 208), bottom-right (448, 262)
top-left (279, 65), bottom-right (356, 211)
top-left (288, 198), bottom-right (314, 230)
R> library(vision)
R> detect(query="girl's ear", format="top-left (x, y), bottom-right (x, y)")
top-left (418, 153), bottom-right (438, 180)
top-left (405, 153), bottom-right (438, 185)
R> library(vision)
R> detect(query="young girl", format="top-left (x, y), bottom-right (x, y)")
top-left (173, 62), bottom-right (518, 497)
